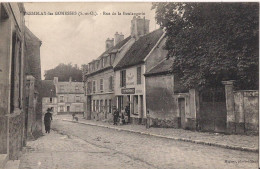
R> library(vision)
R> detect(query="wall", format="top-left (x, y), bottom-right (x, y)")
top-left (146, 74), bottom-right (178, 128)
top-left (42, 97), bottom-right (58, 115)
top-left (234, 90), bottom-right (259, 134)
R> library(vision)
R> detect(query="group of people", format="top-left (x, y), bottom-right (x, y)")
top-left (113, 105), bottom-right (130, 125)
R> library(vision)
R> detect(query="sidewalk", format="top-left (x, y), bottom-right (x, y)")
top-left (57, 115), bottom-right (258, 153)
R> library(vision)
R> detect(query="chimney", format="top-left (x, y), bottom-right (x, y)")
top-left (105, 38), bottom-right (114, 50)
top-left (69, 77), bottom-right (72, 83)
top-left (53, 77), bottom-right (58, 84)
top-left (131, 16), bottom-right (150, 39)
top-left (114, 32), bottom-right (124, 45)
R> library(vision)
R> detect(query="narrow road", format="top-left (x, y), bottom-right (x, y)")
top-left (19, 119), bottom-right (258, 169)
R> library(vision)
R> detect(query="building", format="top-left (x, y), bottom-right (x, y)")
top-left (54, 77), bottom-right (84, 114)
top-left (0, 2), bottom-right (27, 164)
top-left (84, 32), bottom-right (133, 121)
top-left (24, 26), bottom-right (42, 140)
top-left (40, 80), bottom-right (57, 115)
top-left (114, 21), bottom-right (167, 124)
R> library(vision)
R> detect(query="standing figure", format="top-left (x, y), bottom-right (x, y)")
top-left (113, 106), bottom-right (119, 125)
top-left (44, 108), bottom-right (53, 133)
top-left (125, 105), bottom-right (130, 124)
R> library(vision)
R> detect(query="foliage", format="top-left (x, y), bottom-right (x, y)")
top-left (44, 63), bottom-right (82, 82)
top-left (152, 2), bottom-right (259, 90)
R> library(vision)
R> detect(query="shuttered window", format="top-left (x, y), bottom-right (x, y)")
top-left (109, 76), bottom-right (114, 91)
top-left (100, 79), bottom-right (103, 92)
top-left (120, 70), bottom-right (126, 87)
top-left (137, 66), bottom-right (141, 84)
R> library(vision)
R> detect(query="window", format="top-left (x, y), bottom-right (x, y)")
top-left (50, 97), bottom-right (52, 103)
top-left (76, 96), bottom-right (80, 102)
top-left (137, 66), bottom-right (141, 84)
top-left (60, 105), bottom-right (64, 112)
top-left (96, 100), bottom-right (99, 112)
top-left (87, 81), bottom-right (92, 94)
top-left (120, 70), bottom-right (126, 87)
top-left (60, 85), bottom-right (64, 92)
top-left (103, 57), bottom-right (107, 67)
top-left (60, 96), bottom-right (64, 102)
top-left (93, 100), bottom-right (96, 112)
top-left (96, 61), bottom-right (99, 69)
top-left (100, 79), bottom-right (103, 92)
top-left (109, 99), bottom-right (112, 113)
top-left (109, 76), bottom-right (114, 91)
top-left (105, 100), bottom-right (107, 112)
top-left (100, 59), bottom-right (104, 68)
top-left (75, 85), bottom-right (79, 92)
top-left (100, 100), bottom-right (103, 112)
top-left (93, 81), bottom-right (96, 93)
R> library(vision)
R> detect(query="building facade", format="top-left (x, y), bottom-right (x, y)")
top-left (41, 80), bottom-right (57, 116)
top-left (54, 77), bottom-right (84, 114)
top-left (84, 32), bottom-right (133, 121)
top-left (0, 3), bottom-right (40, 164)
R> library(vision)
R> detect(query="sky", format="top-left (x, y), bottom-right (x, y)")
top-left (24, 2), bottom-right (159, 79)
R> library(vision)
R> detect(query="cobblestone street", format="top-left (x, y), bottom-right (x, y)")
top-left (18, 119), bottom-right (258, 169)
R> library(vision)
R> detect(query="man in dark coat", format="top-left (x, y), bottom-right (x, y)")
top-left (113, 106), bottom-right (119, 125)
top-left (125, 105), bottom-right (130, 123)
top-left (44, 108), bottom-right (53, 133)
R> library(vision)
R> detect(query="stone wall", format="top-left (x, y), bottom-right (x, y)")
top-left (9, 112), bottom-right (23, 160)
top-left (234, 90), bottom-right (259, 134)
top-left (146, 74), bottom-right (178, 128)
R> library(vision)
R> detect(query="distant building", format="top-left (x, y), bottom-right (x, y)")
top-left (40, 80), bottom-right (57, 115)
top-left (54, 77), bottom-right (84, 114)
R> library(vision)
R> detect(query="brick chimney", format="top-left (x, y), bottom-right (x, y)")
top-left (105, 38), bottom-right (114, 50)
top-left (114, 32), bottom-right (124, 45)
top-left (131, 16), bottom-right (150, 39)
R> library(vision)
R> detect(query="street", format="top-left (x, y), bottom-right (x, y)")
top-left (18, 119), bottom-right (258, 169)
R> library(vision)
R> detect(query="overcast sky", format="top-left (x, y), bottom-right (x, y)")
top-left (24, 2), bottom-right (158, 79)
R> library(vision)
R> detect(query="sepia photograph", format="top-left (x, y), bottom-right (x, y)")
top-left (0, 1), bottom-right (259, 169)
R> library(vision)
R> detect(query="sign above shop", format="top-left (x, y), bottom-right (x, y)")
top-left (121, 88), bottom-right (135, 94)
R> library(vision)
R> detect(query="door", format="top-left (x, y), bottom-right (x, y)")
top-left (178, 98), bottom-right (185, 128)
top-left (67, 106), bottom-right (70, 112)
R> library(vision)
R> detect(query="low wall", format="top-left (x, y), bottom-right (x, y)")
top-left (234, 90), bottom-right (258, 134)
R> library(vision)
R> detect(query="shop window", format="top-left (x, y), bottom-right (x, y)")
top-left (100, 100), bottom-right (103, 112)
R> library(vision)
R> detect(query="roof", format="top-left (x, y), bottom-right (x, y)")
top-left (25, 26), bottom-right (41, 43)
top-left (95, 36), bottom-right (131, 61)
top-left (114, 29), bottom-right (164, 70)
top-left (145, 58), bottom-right (173, 77)
top-left (39, 80), bottom-right (56, 97)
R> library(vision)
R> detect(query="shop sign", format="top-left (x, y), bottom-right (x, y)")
top-left (121, 88), bottom-right (135, 94)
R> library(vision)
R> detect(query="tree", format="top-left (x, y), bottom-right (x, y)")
top-left (152, 2), bottom-right (259, 90)
top-left (44, 63), bottom-right (83, 82)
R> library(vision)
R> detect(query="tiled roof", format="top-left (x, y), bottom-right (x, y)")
top-left (39, 80), bottom-right (56, 97)
top-left (114, 29), bottom-right (164, 70)
top-left (96, 36), bottom-right (131, 60)
top-left (145, 58), bottom-right (173, 76)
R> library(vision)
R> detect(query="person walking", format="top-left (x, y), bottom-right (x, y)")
top-left (44, 108), bottom-right (53, 133)
top-left (113, 106), bottom-right (119, 125)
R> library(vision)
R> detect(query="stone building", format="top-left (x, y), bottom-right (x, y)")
top-left (54, 77), bottom-right (84, 114)
top-left (24, 26), bottom-right (42, 140)
top-left (40, 80), bottom-right (57, 116)
top-left (114, 25), bottom-right (167, 124)
top-left (84, 32), bottom-right (133, 121)
top-left (0, 2), bottom-right (26, 164)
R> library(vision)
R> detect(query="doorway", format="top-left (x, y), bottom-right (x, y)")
top-left (178, 98), bottom-right (186, 128)
top-left (67, 106), bottom-right (70, 112)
